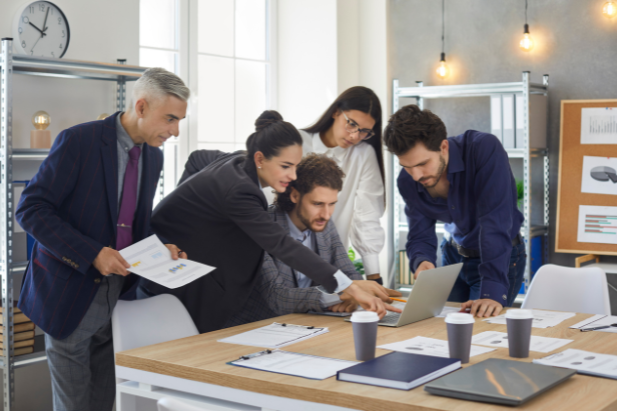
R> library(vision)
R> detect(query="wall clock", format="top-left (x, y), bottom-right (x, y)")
top-left (13, 1), bottom-right (70, 58)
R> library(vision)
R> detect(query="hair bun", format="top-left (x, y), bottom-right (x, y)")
top-left (255, 110), bottom-right (284, 132)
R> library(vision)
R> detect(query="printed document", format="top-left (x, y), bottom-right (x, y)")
top-left (570, 314), bottom-right (617, 333)
top-left (378, 336), bottom-right (494, 358)
top-left (471, 331), bottom-right (573, 353)
top-left (118, 235), bottom-right (215, 289)
top-left (534, 349), bottom-right (617, 379)
top-left (484, 309), bottom-right (575, 328)
top-left (230, 350), bottom-right (358, 380)
top-left (219, 322), bottom-right (328, 348)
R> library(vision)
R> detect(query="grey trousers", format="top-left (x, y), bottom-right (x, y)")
top-left (45, 275), bottom-right (125, 411)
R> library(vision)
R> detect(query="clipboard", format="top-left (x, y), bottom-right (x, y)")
top-left (218, 322), bottom-right (329, 348)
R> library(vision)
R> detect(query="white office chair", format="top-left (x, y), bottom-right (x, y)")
top-left (112, 294), bottom-right (199, 353)
top-left (521, 264), bottom-right (611, 315)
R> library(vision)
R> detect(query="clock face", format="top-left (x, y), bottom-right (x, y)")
top-left (14, 1), bottom-right (70, 58)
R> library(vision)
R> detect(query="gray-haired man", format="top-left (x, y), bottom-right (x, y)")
top-left (16, 67), bottom-right (190, 411)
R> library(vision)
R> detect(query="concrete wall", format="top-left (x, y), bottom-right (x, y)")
top-left (388, 0), bottom-right (617, 268)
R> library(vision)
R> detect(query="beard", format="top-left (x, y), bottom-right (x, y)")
top-left (419, 155), bottom-right (446, 188)
top-left (295, 203), bottom-right (329, 233)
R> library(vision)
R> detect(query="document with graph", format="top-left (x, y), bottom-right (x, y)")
top-left (119, 235), bottom-right (215, 288)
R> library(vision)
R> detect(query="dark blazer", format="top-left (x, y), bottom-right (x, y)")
top-left (140, 151), bottom-right (340, 333)
top-left (16, 112), bottom-right (163, 340)
top-left (225, 206), bottom-right (363, 327)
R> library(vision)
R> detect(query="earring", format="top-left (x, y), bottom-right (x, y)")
top-left (258, 166), bottom-right (262, 169)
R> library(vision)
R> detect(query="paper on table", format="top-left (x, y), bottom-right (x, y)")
top-left (218, 322), bottom-right (329, 348)
top-left (471, 331), bottom-right (573, 353)
top-left (378, 336), bottom-right (494, 358)
top-left (570, 314), bottom-right (617, 333)
top-left (230, 350), bottom-right (358, 380)
top-left (119, 235), bottom-right (215, 289)
top-left (534, 349), bottom-right (617, 379)
top-left (484, 309), bottom-right (575, 328)
top-left (436, 306), bottom-right (461, 318)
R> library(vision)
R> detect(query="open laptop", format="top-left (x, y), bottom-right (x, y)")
top-left (366, 263), bottom-right (462, 327)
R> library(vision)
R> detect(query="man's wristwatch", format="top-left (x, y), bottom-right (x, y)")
top-left (368, 277), bottom-right (383, 285)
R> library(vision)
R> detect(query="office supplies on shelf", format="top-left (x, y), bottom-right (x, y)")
top-left (218, 322), bottom-right (328, 348)
top-left (229, 350), bottom-right (357, 380)
top-left (378, 336), bottom-right (494, 358)
top-left (533, 349), bottom-right (617, 379)
top-left (483, 309), bottom-right (575, 328)
top-left (337, 352), bottom-right (460, 390)
top-left (118, 235), bottom-right (216, 289)
top-left (471, 331), bottom-right (572, 353)
top-left (570, 314), bottom-right (617, 333)
top-left (424, 358), bottom-right (575, 406)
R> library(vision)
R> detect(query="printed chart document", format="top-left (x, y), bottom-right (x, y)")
top-left (229, 350), bottom-right (358, 380)
top-left (484, 309), bottom-right (575, 328)
top-left (471, 331), bottom-right (572, 353)
top-left (580, 107), bottom-right (617, 145)
top-left (378, 336), bottom-right (494, 358)
top-left (577, 205), bottom-right (617, 245)
top-left (534, 349), bottom-right (617, 379)
top-left (570, 314), bottom-right (617, 333)
top-left (581, 157), bottom-right (617, 196)
top-left (118, 235), bottom-right (215, 289)
top-left (219, 322), bottom-right (328, 348)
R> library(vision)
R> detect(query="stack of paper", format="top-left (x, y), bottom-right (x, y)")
top-left (484, 309), bottom-right (575, 328)
top-left (570, 314), bottom-right (617, 333)
top-left (378, 336), bottom-right (495, 358)
top-left (471, 331), bottom-right (572, 353)
top-left (534, 349), bottom-right (617, 379)
top-left (219, 322), bottom-right (328, 348)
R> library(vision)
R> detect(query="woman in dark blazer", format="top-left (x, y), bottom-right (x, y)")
top-left (139, 111), bottom-right (398, 332)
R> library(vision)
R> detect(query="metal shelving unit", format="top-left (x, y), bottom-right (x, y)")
top-left (0, 37), bottom-right (148, 410)
top-left (390, 72), bottom-right (549, 295)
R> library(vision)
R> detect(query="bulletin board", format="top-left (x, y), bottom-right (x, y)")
top-left (555, 99), bottom-right (617, 255)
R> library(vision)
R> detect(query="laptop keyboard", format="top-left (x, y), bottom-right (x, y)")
top-left (379, 311), bottom-right (402, 325)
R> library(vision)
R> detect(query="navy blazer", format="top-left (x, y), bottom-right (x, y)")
top-left (16, 112), bottom-right (163, 340)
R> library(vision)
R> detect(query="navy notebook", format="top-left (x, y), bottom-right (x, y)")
top-left (336, 352), bottom-right (461, 390)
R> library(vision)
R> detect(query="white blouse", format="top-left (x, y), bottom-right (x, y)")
top-left (299, 130), bottom-right (385, 275)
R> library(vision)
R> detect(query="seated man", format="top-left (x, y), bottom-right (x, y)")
top-left (225, 154), bottom-right (362, 327)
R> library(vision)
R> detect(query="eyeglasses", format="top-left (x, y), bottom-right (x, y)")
top-left (342, 112), bottom-right (375, 141)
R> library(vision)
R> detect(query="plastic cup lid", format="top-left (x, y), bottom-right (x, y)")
top-left (445, 312), bottom-right (475, 324)
top-left (350, 311), bottom-right (379, 322)
top-left (505, 309), bottom-right (534, 319)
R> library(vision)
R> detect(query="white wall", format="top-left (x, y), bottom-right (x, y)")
top-left (277, 0), bottom-right (392, 280)
top-left (1, 0), bottom-right (139, 149)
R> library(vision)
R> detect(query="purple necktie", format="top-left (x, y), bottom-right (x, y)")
top-left (116, 146), bottom-right (141, 251)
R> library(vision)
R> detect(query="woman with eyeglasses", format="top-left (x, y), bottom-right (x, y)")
top-left (300, 86), bottom-right (386, 284)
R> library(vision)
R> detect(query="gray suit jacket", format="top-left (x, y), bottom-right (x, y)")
top-left (226, 206), bottom-right (362, 327)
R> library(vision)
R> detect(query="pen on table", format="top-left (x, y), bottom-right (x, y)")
top-left (390, 297), bottom-right (407, 303)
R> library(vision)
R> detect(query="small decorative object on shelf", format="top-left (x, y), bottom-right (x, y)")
top-left (97, 113), bottom-right (110, 120)
top-left (30, 110), bottom-right (51, 148)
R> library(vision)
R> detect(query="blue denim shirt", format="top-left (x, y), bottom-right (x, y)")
top-left (398, 130), bottom-right (524, 303)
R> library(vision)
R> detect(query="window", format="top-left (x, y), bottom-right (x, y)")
top-left (196, 0), bottom-right (273, 152)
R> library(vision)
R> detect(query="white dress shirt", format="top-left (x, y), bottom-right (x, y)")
top-left (299, 130), bottom-right (385, 275)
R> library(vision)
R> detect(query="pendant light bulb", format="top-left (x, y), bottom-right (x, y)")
top-left (603, 1), bottom-right (617, 17)
top-left (519, 24), bottom-right (534, 51)
top-left (436, 53), bottom-right (449, 79)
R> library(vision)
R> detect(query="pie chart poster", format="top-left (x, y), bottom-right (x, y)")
top-left (581, 156), bottom-right (617, 196)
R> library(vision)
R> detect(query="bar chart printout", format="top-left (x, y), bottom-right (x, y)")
top-left (581, 107), bottom-right (617, 145)
top-left (578, 205), bottom-right (617, 245)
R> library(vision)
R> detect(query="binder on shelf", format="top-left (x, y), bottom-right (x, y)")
top-left (0, 347), bottom-right (34, 356)
top-left (0, 313), bottom-right (31, 325)
top-left (0, 339), bottom-right (34, 349)
top-left (490, 95), bottom-right (503, 141)
top-left (5, 323), bottom-right (36, 333)
top-left (502, 95), bottom-right (516, 149)
top-left (398, 251), bottom-right (414, 285)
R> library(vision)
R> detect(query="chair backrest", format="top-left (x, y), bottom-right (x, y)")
top-left (112, 294), bottom-right (198, 353)
top-left (521, 264), bottom-right (611, 315)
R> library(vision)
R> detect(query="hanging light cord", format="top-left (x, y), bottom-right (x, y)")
top-left (525, 0), bottom-right (528, 25)
top-left (441, 0), bottom-right (445, 54)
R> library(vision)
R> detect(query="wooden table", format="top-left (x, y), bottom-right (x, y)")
top-left (115, 311), bottom-right (617, 411)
